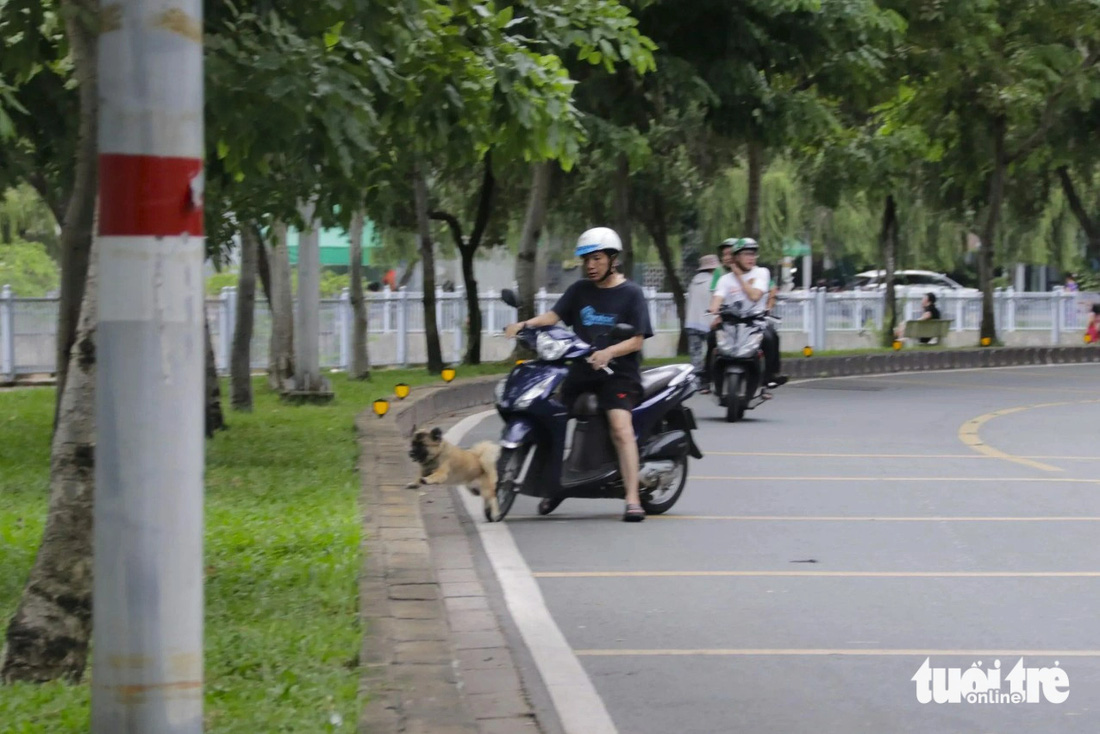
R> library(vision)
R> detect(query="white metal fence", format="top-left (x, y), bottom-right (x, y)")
top-left (1, 283), bottom-right (1095, 379)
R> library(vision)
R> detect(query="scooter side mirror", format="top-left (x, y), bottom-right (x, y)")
top-left (501, 289), bottom-right (519, 308)
top-left (609, 323), bottom-right (638, 342)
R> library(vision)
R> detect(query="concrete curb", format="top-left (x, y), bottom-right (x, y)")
top-left (786, 345), bottom-right (1100, 380)
top-left (357, 375), bottom-right (540, 734)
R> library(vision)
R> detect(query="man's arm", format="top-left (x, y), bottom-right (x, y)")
top-left (733, 268), bottom-right (765, 303)
top-left (504, 310), bottom-right (560, 337)
top-left (587, 335), bottom-right (645, 371)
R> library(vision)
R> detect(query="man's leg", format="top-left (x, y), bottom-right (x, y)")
top-left (688, 331), bottom-right (708, 389)
top-left (762, 324), bottom-right (786, 388)
top-left (607, 408), bottom-right (642, 512)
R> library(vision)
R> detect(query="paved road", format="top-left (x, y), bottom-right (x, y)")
top-left (461, 364), bottom-right (1100, 734)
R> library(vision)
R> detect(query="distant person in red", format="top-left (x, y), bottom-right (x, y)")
top-left (382, 269), bottom-right (397, 291)
top-left (1087, 304), bottom-right (1100, 344)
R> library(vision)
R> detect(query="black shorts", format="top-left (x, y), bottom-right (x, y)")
top-left (561, 368), bottom-right (642, 413)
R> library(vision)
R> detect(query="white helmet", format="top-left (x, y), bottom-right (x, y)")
top-left (575, 227), bottom-right (623, 258)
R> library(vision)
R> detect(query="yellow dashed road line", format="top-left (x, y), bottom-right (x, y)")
top-left (957, 399), bottom-right (1100, 472)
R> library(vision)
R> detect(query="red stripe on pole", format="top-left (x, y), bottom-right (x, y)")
top-left (98, 154), bottom-right (204, 237)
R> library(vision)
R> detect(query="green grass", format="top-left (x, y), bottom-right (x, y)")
top-left (0, 364), bottom-right (518, 733)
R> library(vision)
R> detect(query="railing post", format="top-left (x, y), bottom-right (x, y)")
top-left (339, 287), bottom-right (351, 370)
top-left (485, 288), bottom-right (496, 335)
top-left (1051, 289), bottom-right (1063, 345)
top-left (1006, 289), bottom-right (1017, 332)
top-left (435, 286), bottom-right (443, 331)
top-left (537, 287), bottom-right (549, 315)
top-left (454, 287), bottom-right (464, 363)
top-left (220, 286), bottom-right (235, 374)
top-left (383, 287), bottom-right (392, 333)
top-left (954, 298), bottom-right (965, 331)
top-left (813, 288), bottom-right (827, 351)
top-left (0, 285), bottom-right (14, 381)
top-left (646, 287), bottom-right (659, 331)
top-left (397, 286), bottom-right (408, 366)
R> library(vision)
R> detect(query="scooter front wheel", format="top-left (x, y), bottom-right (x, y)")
top-left (490, 445), bottom-right (531, 522)
top-left (725, 374), bottom-right (744, 422)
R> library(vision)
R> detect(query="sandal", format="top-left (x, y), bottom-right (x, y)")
top-left (622, 503), bottom-right (646, 523)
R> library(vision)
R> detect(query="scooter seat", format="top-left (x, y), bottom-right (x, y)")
top-left (571, 393), bottom-right (601, 416)
top-left (640, 366), bottom-right (682, 399)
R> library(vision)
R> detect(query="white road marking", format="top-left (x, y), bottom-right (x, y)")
top-left (446, 410), bottom-right (618, 734)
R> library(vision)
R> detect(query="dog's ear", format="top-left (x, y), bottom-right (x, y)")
top-left (430, 427), bottom-right (443, 441)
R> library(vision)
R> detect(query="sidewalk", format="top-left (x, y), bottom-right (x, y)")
top-left (358, 405), bottom-right (542, 734)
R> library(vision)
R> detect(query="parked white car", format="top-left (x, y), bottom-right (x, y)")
top-left (853, 270), bottom-right (980, 298)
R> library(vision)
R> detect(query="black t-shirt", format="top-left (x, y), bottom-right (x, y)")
top-left (925, 303), bottom-right (941, 320)
top-left (551, 279), bottom-right (654, 381)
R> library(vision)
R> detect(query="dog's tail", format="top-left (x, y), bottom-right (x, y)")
top-left (468, 441), bottom-right (501, 496)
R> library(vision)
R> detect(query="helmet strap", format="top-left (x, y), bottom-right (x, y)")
top-left (599, 252), bottom-right (618, 283)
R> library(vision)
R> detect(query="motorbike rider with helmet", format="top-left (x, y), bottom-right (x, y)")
top-left (503, 227), bottom-right (654, 522)
top-left (708, 237), bottom-right (788, 390)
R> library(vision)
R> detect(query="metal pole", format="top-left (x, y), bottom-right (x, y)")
top-left (93, 1), bottom-right (205, 731)
top-left (0, 285), bottom-right (14, 381)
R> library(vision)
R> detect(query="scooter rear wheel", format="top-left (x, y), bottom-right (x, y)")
top-left (490, 445), bottom-right (530, 522)
top-left (641, 455), bottom-right (688, 515)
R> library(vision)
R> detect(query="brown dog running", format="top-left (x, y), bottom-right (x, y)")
top-left (407, 427), bottom-right (502, 520)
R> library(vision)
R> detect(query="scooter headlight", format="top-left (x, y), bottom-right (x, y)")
top-left (536, 332), bottom-right (570, 361)
top-left (515, 375), bottom-right (557, 409)
top-left (715, 329), bottom-right (736, 356)
top-left (734, 331), bottom-right (764, 358)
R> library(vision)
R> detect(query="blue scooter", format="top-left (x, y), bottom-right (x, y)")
top-left (488, 289), bottom-right (703, 522)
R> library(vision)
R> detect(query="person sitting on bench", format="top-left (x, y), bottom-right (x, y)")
top-left (895, 292), bottom-right (941, 344)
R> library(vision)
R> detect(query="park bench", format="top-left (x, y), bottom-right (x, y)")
top-left (903, 318), bottom-right (952, 345)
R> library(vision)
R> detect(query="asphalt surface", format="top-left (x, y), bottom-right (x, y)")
top-left (461, 364), bottom-right (1100, 734)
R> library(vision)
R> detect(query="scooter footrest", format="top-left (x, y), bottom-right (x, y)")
top-left (560, 466), bottom-right (619, 490)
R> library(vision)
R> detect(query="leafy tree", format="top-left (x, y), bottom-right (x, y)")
top-left (0, 239), bottom-right (60, 296)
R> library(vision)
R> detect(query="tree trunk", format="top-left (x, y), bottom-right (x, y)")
top-left (1, 242), bottom-right (98, 683)
top-left (646, 199), bottom-right (688, 354)
top-left (1057, 166), bottom-right (1100, 264)
top-left (459, 247), bottom-right (481, 364)
top-left (230, 225), bottom-right (259, 410)
top-left (979, 117), bottom-right (1007, 344)
top-left (398, 256), bottom-right (419, 288)
top-left (613, 154), bottom-right (634, 279)
top-left (413, 166), bottom-right (444, 373)
top-left (256, 228), bottom-right (274, 307)
top-left (205, 312), bottom-right (226, 436)
top-left (348, 212), bottom-right (370, 380)
top-left (516, 162), bottom-right (554, 323)
top-left (53, 0), bottom-right (99, 431)
top-left (879, 194), bottom-right (899, 347)
top-left (745, 140), bottom-right (764, 241)
top-left (267, 222), bottom-right (294, 390)
top-left (292, 204), bottom-right (327, 393)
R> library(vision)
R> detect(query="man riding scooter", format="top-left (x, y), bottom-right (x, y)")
top-left (503, 227), bottom-right (654, 522)
top-left (709, 237), bottom-right (787, 392)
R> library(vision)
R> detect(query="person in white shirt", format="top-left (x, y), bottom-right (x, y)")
top-left (707, 237), bottom-right (787, 389)
top-left (685, 254), bottom-right (719, 392)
